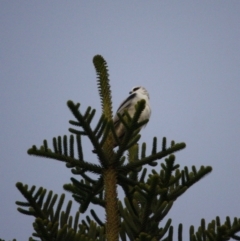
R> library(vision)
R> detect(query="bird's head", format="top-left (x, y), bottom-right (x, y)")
top-left (129, 86), bottom-right (150, 99)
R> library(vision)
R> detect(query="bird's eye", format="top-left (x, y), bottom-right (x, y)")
top-left (133, 87), bottom-right (140, 91)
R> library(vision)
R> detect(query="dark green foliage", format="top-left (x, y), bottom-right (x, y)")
top-left (93, 55), bottom-right (113, 120)
top-left (15, 183), bottom-right (105, 241)
top-left (188, 217), bottom-right (240, 241)
top-left (117, 154), bottom-right (213, 240)
top-left (4, 55), bottom-right (239, 241)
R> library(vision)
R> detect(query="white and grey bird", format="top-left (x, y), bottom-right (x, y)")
top-left (113, 86), bottom-right (151, 146)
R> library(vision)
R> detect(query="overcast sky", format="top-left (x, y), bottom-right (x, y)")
top-left (1, 1), bottom-right (240, 240)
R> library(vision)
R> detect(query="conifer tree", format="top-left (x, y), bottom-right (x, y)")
top-left (3, 55), bottom-right (240, 241)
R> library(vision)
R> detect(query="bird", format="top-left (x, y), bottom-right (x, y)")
top-left (112, 86), bottom-right (151, 146)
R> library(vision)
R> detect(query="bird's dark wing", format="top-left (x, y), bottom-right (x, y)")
top-left (116, 93), bottom-right (136, 112)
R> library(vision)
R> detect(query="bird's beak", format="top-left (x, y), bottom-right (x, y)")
top-left (129, 91), bottom-right (132, 94)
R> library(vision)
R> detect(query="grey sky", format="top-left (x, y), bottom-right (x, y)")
top-left (1, 1), bottom-right (240, 240)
